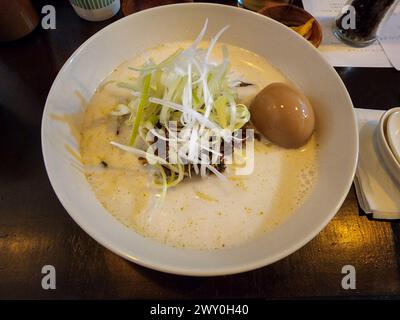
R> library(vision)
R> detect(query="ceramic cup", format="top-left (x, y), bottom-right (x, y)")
top-left (69, 0), bottom-right (120, 22)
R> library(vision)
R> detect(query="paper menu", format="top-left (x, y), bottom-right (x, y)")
top-left (302, 0), bottom-right (399, 69)
top-left (317, 16), bottom-right (392, 68)
top-left (379, 10), bottom-right (400, 71)
top-left (302, 0), bottom-right (347, 17)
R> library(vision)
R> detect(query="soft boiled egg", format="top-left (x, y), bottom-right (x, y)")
top-left (250, 83), bottom-right (315, 148)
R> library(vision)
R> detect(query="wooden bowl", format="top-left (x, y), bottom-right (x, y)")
top-left (258, 3), bottom-right (322, 48)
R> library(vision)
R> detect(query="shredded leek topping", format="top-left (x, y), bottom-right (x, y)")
top-left (109, 20), bottom-right (251, 200)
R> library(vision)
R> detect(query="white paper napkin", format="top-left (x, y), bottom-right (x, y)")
top-left (355, 108), bottom-right (400, 219)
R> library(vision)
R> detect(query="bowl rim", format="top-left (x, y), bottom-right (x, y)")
top-left (386, 110), bottom-right (400, 164)
top-left (378, 108), bottom-right (400, 183)
top-left (41, 2), bottom-right (358, 276)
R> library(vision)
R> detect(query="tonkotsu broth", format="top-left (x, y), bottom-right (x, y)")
top-left (80, 42), bottom-right (318, 250)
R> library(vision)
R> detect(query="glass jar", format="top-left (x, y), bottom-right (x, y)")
top-left (333, 0), bottom-right (400, 47)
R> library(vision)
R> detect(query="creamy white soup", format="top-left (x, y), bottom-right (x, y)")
top-left (79, 42), bottom-right (318, 250)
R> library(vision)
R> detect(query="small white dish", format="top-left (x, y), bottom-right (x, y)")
top-left (377, 107), bottom-right (400, 184)
top-left (387, 111), bottom-right (400, 164)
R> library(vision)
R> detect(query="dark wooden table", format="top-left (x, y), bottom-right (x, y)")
top-left (1, 0), bottom-right (400, 300)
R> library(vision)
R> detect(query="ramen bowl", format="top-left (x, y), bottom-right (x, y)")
top-left (41, 3), bottom-right (358, 276)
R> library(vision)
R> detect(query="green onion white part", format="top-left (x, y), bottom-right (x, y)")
top-left (110, 20), bottom-right (251, 200)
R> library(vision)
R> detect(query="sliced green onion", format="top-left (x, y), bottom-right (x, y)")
top-left (107, 21), bottom-right (253, 199)
top-left (214, 95), bottom-right (228, 128)
top-left (129, 73), bottom-right (152, 146)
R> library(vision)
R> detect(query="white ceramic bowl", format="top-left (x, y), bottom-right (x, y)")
top-left (387, 111), bottom-right (400, 164)
top-left (41, 3), bottom-right (358, 276)
top-left (377, 107), bottom-right (400, 184)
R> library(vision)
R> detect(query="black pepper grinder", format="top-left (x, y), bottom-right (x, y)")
top-left (333, 0), bottom-right (400, 47)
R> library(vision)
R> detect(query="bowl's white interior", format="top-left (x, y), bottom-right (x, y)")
top-left (42, 3), bottom-right (358, 276)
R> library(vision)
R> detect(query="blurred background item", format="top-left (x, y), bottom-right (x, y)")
top-left (0, 0), bottom-right (39, 42)
top-left (69, 0), bottom-right (121, 21)
top-left (258, 2), bottom-right (322, 47)
top-left (237, 0), bottom-right (290, 12)
top-left (333, 0), bottom-right (400, 47)
top-left (120, 0), bottom-right (193, 16)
